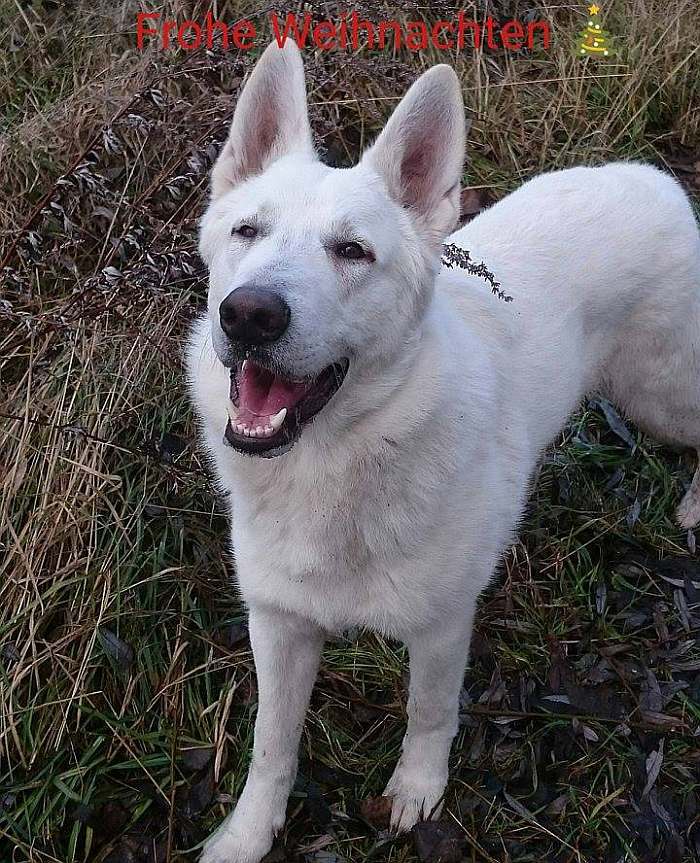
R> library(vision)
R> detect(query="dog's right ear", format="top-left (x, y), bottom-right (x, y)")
top-left (210, 41), bottom-right (313, 199)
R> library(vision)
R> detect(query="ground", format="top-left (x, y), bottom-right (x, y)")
top-left (1, 1), bottom-right (700, 862)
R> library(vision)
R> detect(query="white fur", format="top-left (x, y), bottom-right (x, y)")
top-left (187, 42), bottom-right (700, 863)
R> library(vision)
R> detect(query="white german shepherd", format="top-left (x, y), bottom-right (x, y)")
top-left (187, 41), bottom-right (700, 862)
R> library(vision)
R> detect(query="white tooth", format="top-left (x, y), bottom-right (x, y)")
top-left (255, 426), bottom-right (264, 436)
top-left (243, 427), bottom-right (251, 437)
top-left (226, 400), bottom-right (239, 422)
top-left (269, 407), bottom-right (287, 432)
top-left (264, 425), bottom-right (273, 436)
top-left (242, 359), bottom-right (248, 372)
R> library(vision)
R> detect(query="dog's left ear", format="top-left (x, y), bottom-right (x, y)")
top-left (211, 41), bottom-right (314, 199)
top-left (362, 65), bottom-right (465, 240)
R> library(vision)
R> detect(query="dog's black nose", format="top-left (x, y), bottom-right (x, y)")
top-left (219, 285), bottom-right (290, 345)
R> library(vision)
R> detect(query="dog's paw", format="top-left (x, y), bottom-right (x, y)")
top-left (199, 824), bottom-right (274, 863)
top-left (383, 768), bottom-right (446, 833)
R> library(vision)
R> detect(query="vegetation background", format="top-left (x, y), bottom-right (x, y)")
top-left (1, 1), bottom-right (700, 861)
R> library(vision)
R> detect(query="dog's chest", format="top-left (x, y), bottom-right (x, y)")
top-left (227, 449), bottom-right (445, 633)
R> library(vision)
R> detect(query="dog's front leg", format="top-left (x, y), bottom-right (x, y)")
top-left (385, 607), bottom-right (475, 832)
top-left (201, 604), bottom-right (324, 863)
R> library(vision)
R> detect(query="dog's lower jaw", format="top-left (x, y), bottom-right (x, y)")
top-left (224, 417), bottom-right (298, 458)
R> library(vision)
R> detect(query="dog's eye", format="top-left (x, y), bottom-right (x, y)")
top-left (233, 224), bottom-right (257, 239)
top-left (335, 241), bottom-right (368, 261)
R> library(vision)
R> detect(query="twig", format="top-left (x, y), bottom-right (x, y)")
top-left (442, 243), bottom-right (512, 302)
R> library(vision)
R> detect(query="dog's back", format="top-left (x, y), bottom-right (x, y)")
top-left (441, 164), bottom-right (700, 470)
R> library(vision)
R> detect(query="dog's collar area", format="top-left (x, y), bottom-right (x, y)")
top-left (223, 357), bottom-right (349, 456)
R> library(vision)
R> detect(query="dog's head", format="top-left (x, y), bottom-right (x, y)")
top-left (199, 41), bottom-right (465, 457)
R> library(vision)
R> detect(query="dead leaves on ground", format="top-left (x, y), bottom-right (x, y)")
top-left (60, 549), bottom-right (700, 862)
top-left (456, 551), bottom-right (700, 862)
top-left (91, 751), bottom-right (219, 862)
top-left (412, 821), bottom-right (466, 863)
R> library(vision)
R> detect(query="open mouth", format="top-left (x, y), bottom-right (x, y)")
top-left (223, 358), bottom-right (349, 456)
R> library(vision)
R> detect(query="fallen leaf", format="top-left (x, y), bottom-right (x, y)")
top-left (640, 669), bottom-right (663, 713)
top-left (99, 628), bottom-right (134, 671)
top-left (1, 642), bottom-right (20, 665)
top-left (104, 842), bottom-right (138, 863)
top-left (104, 832), bottom-right (168, 863)
top-left (478, 667), bottom-right (507, 706)
top-left (359, 795), bottom-right (392, 828)
top-left (178, 760), bottom-right (215, 816)
top-left (143, 503), bottom-right (166, 519)
top-left (300, 834), bottom-right (335, 854)
top-left (216, 621), bottom-right (249, 648)
top-left (585, 657), bottom-right (615, 684)
top-left (545, 793), bottom-right (568, 816)
top-left (503, 790), bottom-right (536, 822)
top-left (467, 722), bottom-right (486, 762)
top-left (664, 831), bottom-right (686, 863)
top-left (653, 602), bottom-right (670, 642)
top-left (459, 187), bottom-right (484, 222)
top-left (595, 579), bottom-right (607, 615)
top-left (597, 643), bottom-right (633, 658)
top-left (627, 498), bottom-right (641, 527)
top-left (303, 782), bottom-right (332, 828)
top-left (91, 800), bottom-right (130, 840)
top-left (604, 466), bottom-right (624, 491)
top-left (412, 820), bottom-right (465, 863)
top-left (588, 786), bottom-right (626, 819)
top-left (456, 794), bottom-right (482, 816)
top-left (659, 681), bottom-right (688, 706)
top-left (577, 720), bottom-right (599, 743)
top-left (591, 397), bottom-right (636, 449)
top-left (157, 432), bottom-right (187, 463)
top-left (674, 588), bottom-right (691, 632)
top-left (565, 682), bottom-right (625, 719)
top-left (642, 739), bottom-right (664, 798)
top-left (92, 205), bottom-right (116, 221)
top-left (181, 745), bottom-right (214, 772)
top-left (548, 641), bottom-right (574, 691)
top-left (639, 710), bottom-right (682, 728)
top-left (648, 786), bottom-right (673, 827)
top-left (684, 570), bottom-right (700, 603)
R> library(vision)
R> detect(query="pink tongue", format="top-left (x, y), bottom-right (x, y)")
top-left (236, 362), bottom-right (309, 421)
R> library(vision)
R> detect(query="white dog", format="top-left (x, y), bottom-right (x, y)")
top-left (187, 41), bottom-right (700, 863)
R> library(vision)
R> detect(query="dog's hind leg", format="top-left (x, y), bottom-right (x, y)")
top-left (603, 332), bottom-right (700, 529)
top-left (676, 450), bottom-right (700, 529)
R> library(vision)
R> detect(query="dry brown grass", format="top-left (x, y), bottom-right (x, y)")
top-left (2, 1), bottom-right (700, 861)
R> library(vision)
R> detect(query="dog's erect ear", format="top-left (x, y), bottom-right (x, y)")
top-left (362, 65), bottom-right (465, 240)
top-left (211, 41), bottom-right (313, 199)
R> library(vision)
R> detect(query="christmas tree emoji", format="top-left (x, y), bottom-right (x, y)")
top-left (578, 4), bottom-right (613, 58)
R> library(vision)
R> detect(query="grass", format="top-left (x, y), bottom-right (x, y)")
top-left (1, 0), bottom-right (700, 861)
